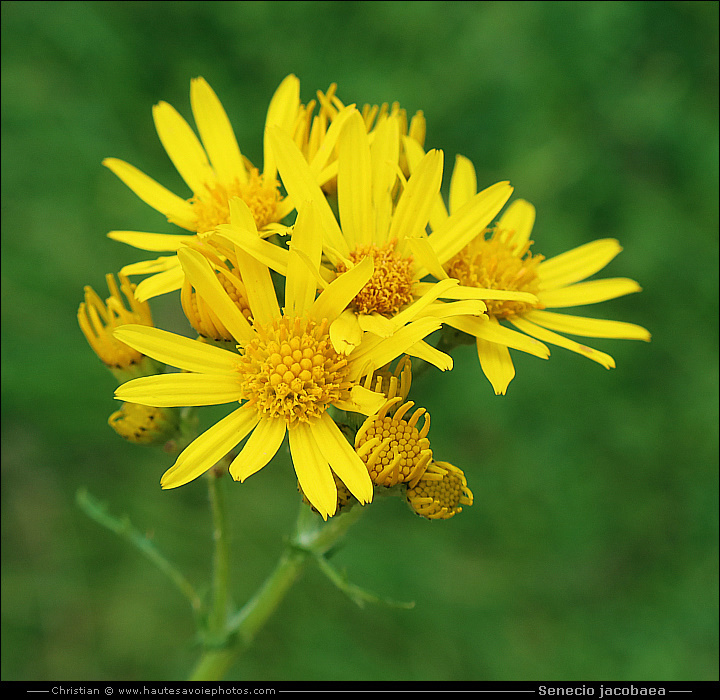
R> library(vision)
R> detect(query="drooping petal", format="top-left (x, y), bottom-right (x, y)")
top-left (190, 77), bottom-right (247, 186)
top-left (108, 231), bottom-right (196, 252)
top-left (102, 158), bottom-right (196, 230)
top-left (120, 255), bottom-right (180, 276)
top-left (509, 316), bottom-right (615, 368)
top-left (113, 324), bottom-right (239, 374)
top-left (161, 405), bottom-right (260, 489)
top-left (537, 239), bottom-right (622, 290)
top-left (427, 181), bottom-right (514, 265)
top-left (229, 417), bottom-right (287, 482)
top-left (177, 247), bottom-right (256, 344)
top-left (115, 373), bottom-right (244, 407)
top-left (337, 110), bottom-right (373, 249)
top-left (288, 422), bottom-right (337, 520)
top-left (406, 340), bottom-right (453, 371)
top-left (524, 310), bottom-right (651, 341)
top-left (475, 335), bottom-right (516, 395)
top-left (312, 413), bottom-right (374, 504)
top-left (152, 100), bottom-right (215, 197)
top-left (539, 278), bottom-right (642, 308)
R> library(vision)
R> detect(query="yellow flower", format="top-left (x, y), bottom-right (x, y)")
top-left (103, 75), bottom-right (302, 301)
top-left (406, 461), bottom-right (473, 520)
top-left (236, 109), bottom-right (534, 371)
top-left (113, 199), bottom-right (446, 519)
top-left (78, 273), bottom-right (159, 381)
top-left (424, 154), bottom-right (651, 394)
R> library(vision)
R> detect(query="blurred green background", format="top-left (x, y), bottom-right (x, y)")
top-left (2, 0), bottom-right (717, 682)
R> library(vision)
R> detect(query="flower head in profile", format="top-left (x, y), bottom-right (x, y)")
top-left (424, 154), bottom-right (651, 394)
top-left (113, 199), bottom-right (445, 519)
top-left (406, 461), bottom-right (473, 520)
top-left (103, 75), bottom-right (302, 301)
top-left (78, 272), bottom-right (159, 382)
top-left (250, 109), bottom-right (534, 370)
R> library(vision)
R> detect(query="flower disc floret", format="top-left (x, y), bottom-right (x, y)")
top-left (237, 317), bottom-right (351, 426)
top-left (446, 227), bottom-right (544, 319)
top-left (337, 241), bottom-right (415, 317)
top-left (406, 461), bottom-right (473, 520)
top-left (355, 398), bottom-right (432, 487)
top-left (191, 169), bottom-right (280, 234)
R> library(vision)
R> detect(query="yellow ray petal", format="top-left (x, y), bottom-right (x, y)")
top-left (133, 263), bottom-right (186, 301)
top-left (152, 101), bottom-right (215, 197)
top-left (413, 281), bottom-right (536, 303)
top-left (390, 278), bottom-right (460, 328)
top-left (215, 224), bottom-right (290, 276)
top-left (333, 385), bottom-right (386, 416)
top-left (288, 422), bottom-right (337, 520)
top-left (115, 373), bottom-right (243, 407)
top-left (312, 413), bottom-right (374, 504)
top-left (497, 199), bottom-right (536, 252)
top-left (389, 149), bottom-right (443, 242)
top-left (268, 126), bottom-right (348, 256)
top-left (402, 136), bottom-right (448, 231)
top-left (539, 278), bottom-right (642, 308)
top-left (348, 318), bottom-right (443, 380)
top-left (337, 110), bottom-right (373, 249)
top-left (107, 230), bottom-right (196, 252)
top-left (475, 335), bottom-right (516, 395)
top-left (405, 235), bottom-right (449, 281)
top-left (309, 105), bottom-right (356, 180)
top-left (538, 239), bottom-right (622, 290)
top-left (102, 158), bottom-right (196, 230)
top-left (177, 247), bottom-right (256, 344)
top-left (229, 417), bottom-right (286, 482)
top-left (190, 77), bottom-right (246, 186)
top-left (357, 312), bottom-right (395, 337)
top-left (448, 315), bottom-right (550, 359)
top-left (428, 181), bottom-right (514, 264)
top-left (370, 116), bottom-right (401, 242)
top-left (407, 340), bottom-right (453, 371)
top-left (329, 309), bottom-right (363, 355)
top-left (120, 255), bottom-right (179, 276)
top-left (263, 74), bottom-right (301, 182)
top-left (311, 256), bottom-right (374, 325)
top-left (161, 405), bottom-right (259, 489)
top-left (113, 324), bottom-right (239, 374)
top-left (524, 310), bottom-right (651, 341)
top-left (286, 201), bottom-right (323, 317)
top-left (448, 154), bottom-right (477, 215)
top-left (509, 316), bottom-right (615, 368)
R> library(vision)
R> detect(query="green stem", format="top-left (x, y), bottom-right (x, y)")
top-left (207, 473), bottom-right (230, 638)
top-left (188, 502), bottom-right (366, 681)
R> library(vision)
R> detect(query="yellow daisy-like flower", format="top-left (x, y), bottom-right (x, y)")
top-left (247, 109), bottom-right (536, 370)
top-left (78, 272), bottom-right (159, 381)
top-left (420, 154), bottom-right (651, 394)
top-left (103, 75), bottom-right (302, 301)
top-left (113, 199), bottom-right (446, 519)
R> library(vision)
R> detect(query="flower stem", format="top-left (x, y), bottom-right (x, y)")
top-left (207, 473), bottom-right (229, 638)
top-left (188, 502), bottom-right (366, 681)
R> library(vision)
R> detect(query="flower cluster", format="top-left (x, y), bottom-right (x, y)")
top-left (80, 75), bottom-right (650, 520)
